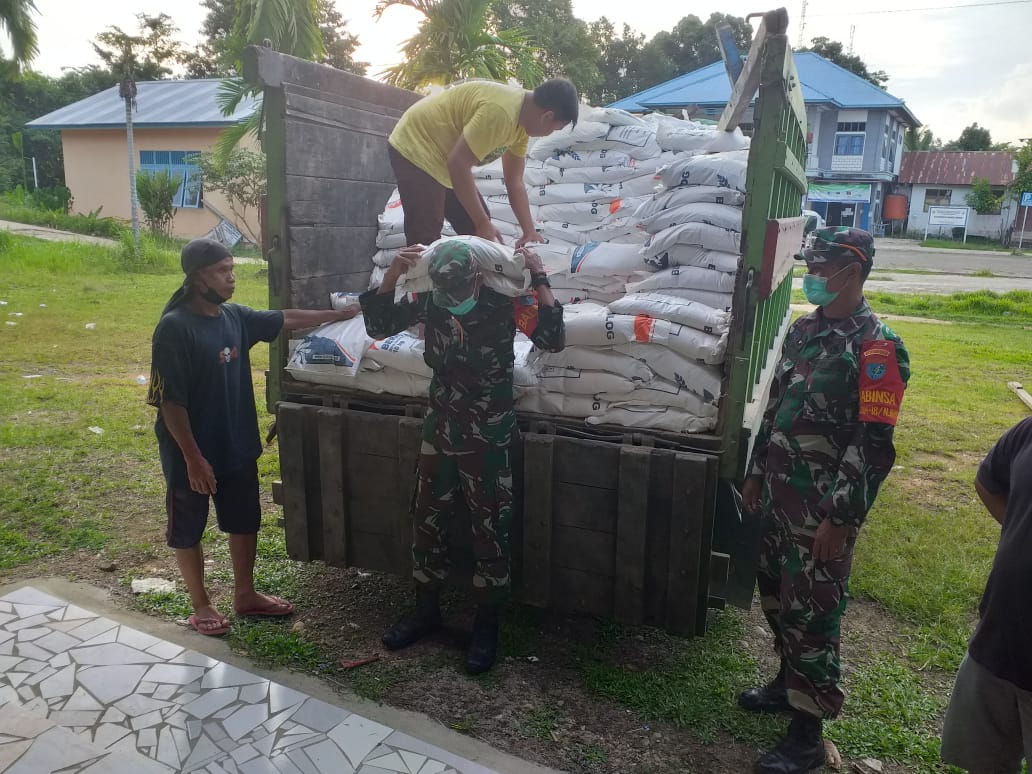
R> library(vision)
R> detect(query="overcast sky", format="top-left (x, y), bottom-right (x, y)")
top-left (20, 0), bottom-right (1032, 144)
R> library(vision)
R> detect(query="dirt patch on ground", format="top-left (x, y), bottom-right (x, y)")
top-left (1, 534), bottom-right (947, 774)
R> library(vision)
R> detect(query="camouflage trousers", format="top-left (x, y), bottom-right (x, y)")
top-left (756, 508), bottom-right (856, 720)
top-left (411, 442), bottom-right (514, 605)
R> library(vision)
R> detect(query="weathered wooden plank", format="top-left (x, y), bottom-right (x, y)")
top-left (643, 450), bottom-right (674, 625)
top-left (289, 272), bottom-right (371, 309)
top-left (342, 412), bottom-right (409, 459)
top-left (277, 403), bottom-right (310, 561)
top-left (396, 418), bottom-right (422, 575)
top-left (552, 567), bottom-right (613, 618)
top-left (521, 434), bottom-right (555, 607)
top-left (553, 438), bottom-right (621, 489)
top-left (289, 226), bottom-right (379, 279)
top-left (284, 81), bottom-right (412, 120)
top-left (317, 408), bottom-right (348, 567)
top-left (286, 177), bottom-right (395, 228)
top-left (264, 85), bottom-right (290, 408)
top-left (665, 454), bottom-right (708, 635)
top-left (244, 46), bottom-right (419, 114)
top-left (349, 530), bottom-right (399, 573)
top-left (554, 525), bottom-right (615, 578)
top-left (694, 456), bottom-right (721, 635)
top-left (552, 483), bottom-right (617, 533)
top-left (300, 405), bottom-right (325, 560)
top-left (285, 121), bottom-right (393, 184)
top-left (614, 446), bottom-right (651, 625)
top-left (285, 90), bottom-right (402, 136)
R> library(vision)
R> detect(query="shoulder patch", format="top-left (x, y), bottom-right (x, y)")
top-left (858, 339), bottom-right (905, 425)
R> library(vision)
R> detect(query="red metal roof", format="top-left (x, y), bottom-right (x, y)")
top-left (898, 151), bottom-right (1016, 186)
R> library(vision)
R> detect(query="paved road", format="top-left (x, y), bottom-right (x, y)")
top-left (0, 219), bottom-right (118, 247)
top-left (875, 238), bottom-right (1032, 278)
top-left (793, 273), bottom-right (1032, 295)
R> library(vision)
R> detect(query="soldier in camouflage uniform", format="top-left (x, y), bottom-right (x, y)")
top-left (740, 228), bottom-right (910, 774)
top-left (360, 239), bottom-right (564, 673)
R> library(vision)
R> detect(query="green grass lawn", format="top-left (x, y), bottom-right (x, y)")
top-left (2, 233), bottom-right (1029, 772)
top-left (920, 237), bottom-right (1029, 255)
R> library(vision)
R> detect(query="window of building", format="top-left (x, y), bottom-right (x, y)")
top-left (834, 133), bottom-right (865, 156)
top-left (923, 188), bottom-right (952, 211)
top-left (836, 121), bottom-right (866, 133)
top-left (139, 150), bottom-right (202, 208)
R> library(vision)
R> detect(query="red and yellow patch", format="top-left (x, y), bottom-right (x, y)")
top-left (858, 340), bottom-right (905, 425)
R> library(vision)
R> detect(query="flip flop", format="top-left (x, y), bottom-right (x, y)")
top-left (235, 595), bottom-right (294, 617)
top-left (188, 613), bottom-right (231, 637)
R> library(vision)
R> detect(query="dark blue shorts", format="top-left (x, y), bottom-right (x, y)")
top-left (165, 461), bottom-right (261, 548)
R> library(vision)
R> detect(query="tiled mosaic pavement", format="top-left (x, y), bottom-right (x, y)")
top-left (0, 587), bottom-right (499, 774)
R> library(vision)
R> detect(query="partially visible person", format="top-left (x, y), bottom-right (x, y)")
top-left (148, 238), bottom-right (358, 637)
top-left (941, 416), bottom-right (1032, 774)
top-left (360, 241), bottom-right (564, 673)
top-left (388, 78), bottom-right (579, 248)
top-left (740, 227), bottom-right (910, 774)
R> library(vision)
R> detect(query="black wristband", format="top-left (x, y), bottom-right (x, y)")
top-left (530, 273), bottom-right (550, 289)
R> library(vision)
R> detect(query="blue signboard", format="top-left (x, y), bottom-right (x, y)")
top-left (1022, 191), bottom-right (1032, 208)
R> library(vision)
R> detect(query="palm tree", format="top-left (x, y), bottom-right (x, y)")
top-left (0, 0), bottom-right (40, 68)
top-left (93, 14), bottom-right (181, 246)
top-left (377, 0), bottom-right (544, 91)
top-left (904, 127), bottom-right (940, 152)
top-left (214, 0), bottom-right (325, 164)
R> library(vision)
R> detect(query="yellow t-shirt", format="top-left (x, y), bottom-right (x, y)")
top-left (389, 81), bottom-right (529, 189)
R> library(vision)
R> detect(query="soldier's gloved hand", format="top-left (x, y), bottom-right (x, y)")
top-left (741, 476), bottom-right (763, 513)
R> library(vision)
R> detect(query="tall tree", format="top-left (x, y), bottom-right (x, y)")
top-left (490, 0), bottom-right (600, 96)
top-left (587, 18), bottom-right (645, 106)
top-left (944, 122), bottom-right (993, 151)
top-left (1011, 139), bottom-right (1032, 200)
top-left (904, 126), bottom-right (940, 152)
top-left (184, 0), bottom-right (367, 78)
top-left (378, 0), bottom-right (543, 90)
top-left (92, 14), bottom-right (182, 244)
top-left (0, 0), bottom-right (39, 68)
top-left (214, 0), bottom-right (326, 162)
top-left (801, 36), bottom-right (888, 88)
top-left (586, 13), bottom-right (753, 107)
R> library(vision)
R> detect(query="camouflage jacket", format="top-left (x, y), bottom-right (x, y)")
top-left (360, 287), bottom-right (565, 452)
top-left (748, 299), bottom-right (910, 529)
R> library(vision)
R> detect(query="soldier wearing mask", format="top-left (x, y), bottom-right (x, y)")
top-left (360, 241), bottom-right (565, 673)
top-left (740, 227), bottom-right (910, 773)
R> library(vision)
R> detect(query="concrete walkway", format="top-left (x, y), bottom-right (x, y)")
top-left (0, 220), bottom-right (118, 248)
top-left (0, 580), bottom-right (558, 774)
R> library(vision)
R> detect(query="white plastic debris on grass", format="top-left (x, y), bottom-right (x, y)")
top-left (85, 323), bottom-right (97, 330)
top-left (87, 426), bottom-right (104, 435)
top-left (136, 375), bottom-right (148, 385)
top-left (131, 578), bottom-right (176, 594)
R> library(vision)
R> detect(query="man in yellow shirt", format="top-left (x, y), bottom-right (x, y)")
top-left (388, 78), bottom-right (578, 249)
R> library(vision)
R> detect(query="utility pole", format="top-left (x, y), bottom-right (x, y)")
top-left (848, 25), bottom-right (856, 55)
top-left (797, 0), bottom-right (808, 47)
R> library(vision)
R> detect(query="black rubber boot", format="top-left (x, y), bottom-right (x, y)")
top-left (739, 661), bottom-right (790, 714)
top-left (464, 604), bottom-right (500, 675)
top-left (382, 586), bottom-right (441, 651)
top-left (753, 711), bottom-right (826, 774)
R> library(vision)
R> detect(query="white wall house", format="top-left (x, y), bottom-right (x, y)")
top-left (898, 152), bottom-right (1018, 240)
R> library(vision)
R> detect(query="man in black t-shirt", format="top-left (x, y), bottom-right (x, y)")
top-left (148, 239), bottom-right (357, 636)
top-left (941, 416), bottom-right (1032, 772)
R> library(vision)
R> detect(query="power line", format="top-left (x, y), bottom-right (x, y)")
top-left (809, 0), bottom-right (1031, 17)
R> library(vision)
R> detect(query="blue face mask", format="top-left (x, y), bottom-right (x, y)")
top-left (445, 296), bottom-right (478, 316)
top-left (802, 265), bottom-right (850, 306)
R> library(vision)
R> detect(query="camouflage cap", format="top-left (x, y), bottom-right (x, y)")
top-left (429, 240), bottom-right (480, 308)
top-left (796, 226), bottom-right (875, 265)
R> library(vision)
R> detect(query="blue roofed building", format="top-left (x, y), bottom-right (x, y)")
top-left (610, 52), bottom-right (921, 232)
top-left (28, 80), bottom-right (261, 240)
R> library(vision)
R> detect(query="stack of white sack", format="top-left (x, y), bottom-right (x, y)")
top-left (367, 189), bottom-right (460, 275)
top-left (287, 318), bottom-right (540, 401)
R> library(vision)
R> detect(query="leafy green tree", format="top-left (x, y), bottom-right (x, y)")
top-left (904, 126), bottom-right (940, 152)
top-left (965, 176), bottom-right (1002, 214)
top-left (587, 18), bottom-right (645, 105)
top-left (135, 168), bottom-right (178, 236)
top-left (800, 36), bottom-right (888, 88)
top-left (490, 0), bottom-right (600, 95)
top-left (194, 149), bottom-right (265, 244)
top-left (378, 0), bottom-right (543, 90)
top-left (184, 0), bottom-right (366, 78)
top-left (1011, 139), bottom-right (1032, 200)
top-left (0, 0), bottom-right (39, 68)
top-left (92, 14), bottom-right (183, 244)
top-left (944, 122), bottom-right (993, 151)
